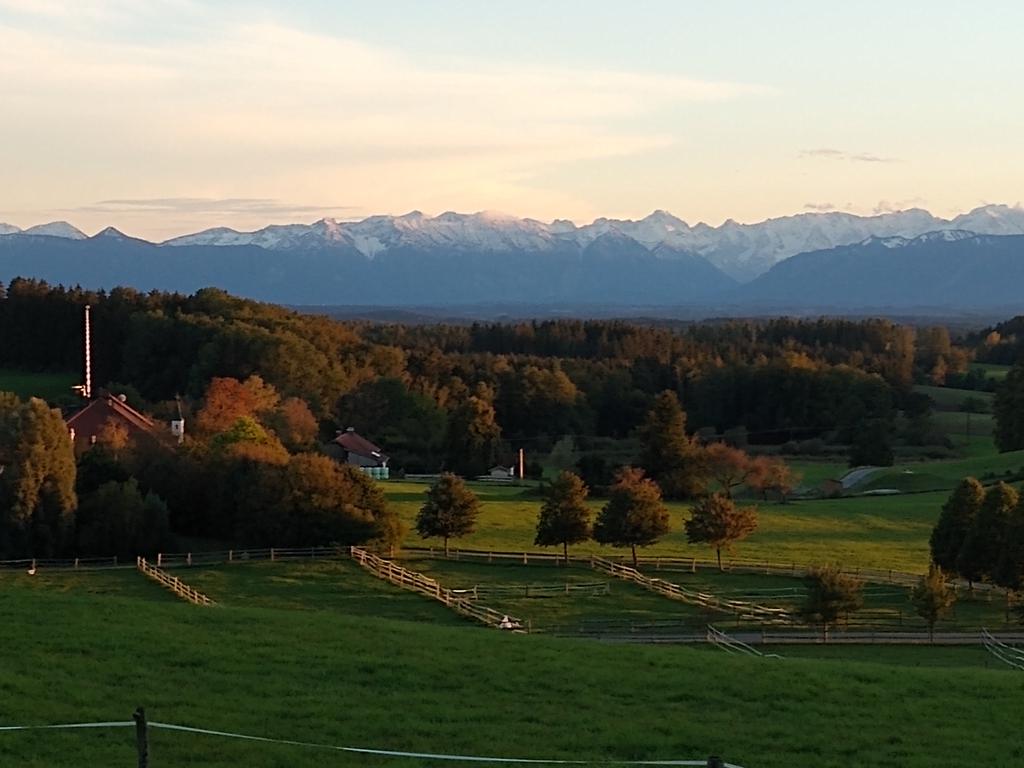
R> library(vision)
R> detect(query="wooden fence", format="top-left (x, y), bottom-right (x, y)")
top-left (349, 547), bottom-right (526, 631)
top-left (590, 556), bottom-right (793, 625)
top-left (136, 557), bottom-right (216, 606)
top-left (467, 581), bottom-right (611, 599)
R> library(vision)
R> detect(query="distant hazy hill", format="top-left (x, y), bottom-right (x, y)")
top-left (0, 229), bottom-right (736, 305)
top-left (736, 231), bottom-right (1024, 310)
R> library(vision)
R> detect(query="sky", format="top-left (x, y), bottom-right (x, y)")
top-left (1, 0), bottom-right (1023, 240)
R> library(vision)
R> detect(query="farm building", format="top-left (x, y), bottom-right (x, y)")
top-left (65, 391), bottom-right (162, 455)
top-left (333, 427), bottom-right (390, 479)
top-left (487, 465), bottom-right (515, 479)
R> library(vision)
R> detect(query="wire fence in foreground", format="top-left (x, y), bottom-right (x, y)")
top-left (0, 709), bottom-right (745, 767)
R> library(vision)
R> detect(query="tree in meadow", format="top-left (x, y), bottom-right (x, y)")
top-left (957, 482), bottom-right (1018, 586)
top-left (911, 565), bottom-right (956, 642)
top-left (416, 473), bottom-right (480, 556)
top-left (801, 564), bottom-right (864, 642)
top-left (593, 467), bottom-right (670, 568)
top-left (929, 477), bottom-right (984, 574)
top-left (638, 390), bottom-right (705, 499)
top-left (535, 471), bottom-right (591, 562)
top-left (684, 493), bottom-right (758, 570)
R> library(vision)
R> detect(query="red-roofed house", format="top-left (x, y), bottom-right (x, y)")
top-left (334, 427), bottom-right (390, 479)
top-left (65, 392), bottom-right (161, 455)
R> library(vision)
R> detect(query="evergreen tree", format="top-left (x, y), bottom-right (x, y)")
top-left (801, 564), bottom-right (864, 641)
top-left (638, 390), bottom-right (705, 499)
top-left (535, 471), bottom-right (591, 562)
top-left (911, 565), bottom-right (956, 642)
top-left (930, 477), bottom-right (984, 573)
top-left (593, 467), bottom-right (670, 567)
top-left (994, 363), bottom-right (1024, 451)
top-left (684, 493), bottom-right (758, 570)
top-left (958, 482), bottom-right (1018, 586)
top-left (416, 473), bottom-right (480, 556)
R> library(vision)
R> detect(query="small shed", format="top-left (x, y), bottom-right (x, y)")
top-left (488, 465), bottom-right (514, 479)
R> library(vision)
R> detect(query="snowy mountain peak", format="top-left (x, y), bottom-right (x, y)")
top-left (0, 223), bottom-right (23, 236)
top-left (22, 221), bottom-right (86, 240)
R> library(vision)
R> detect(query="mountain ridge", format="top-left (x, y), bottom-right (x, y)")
top-left (4, 204), bottom-right (1024, 281)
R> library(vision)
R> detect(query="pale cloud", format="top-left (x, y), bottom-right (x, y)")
top-left (0, 11), bottom-right (765, 237)
top-left (803, 201), bottom-right (838, 212)
top-left (873, 198), bottom-right (928, 214)
top-left (800, 148), bottom-right (898, 163)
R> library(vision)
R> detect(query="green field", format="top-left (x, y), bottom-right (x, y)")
top-left (1, 564), bottom-right (1022, 768)
top-left (913, 384), bottom-right (993, 410)
top-left (971, 363), bottom-right (1011, 381)
top-left (0, 369), bottom-right (77, 401)
top-left (385, 481), bottom-right (949, 572)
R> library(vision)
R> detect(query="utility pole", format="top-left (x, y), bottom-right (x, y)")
top-left (518, 448), bottom-right (525, 480)
top-left (133, 707), bottom-right (148, 768)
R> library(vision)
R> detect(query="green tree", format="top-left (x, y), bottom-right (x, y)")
top-left (930, 477), bottom-right (984, 574)
top-left (638, 390), bottom-right (705, 499)
top-left (994, 362), bottom-right (1024, 451)
top-left (0, 394), bottom-right (77, 557)
top-left (801, 565), bottom-right (864, 641)
top-left (911, 565), bottom-right (956, 642)
top-left (958, 482), bottom-right (1018, 586)
top-left (534, 471), bottom-right (591, 562)
top-left (993, 498), bottom-right (1024, 591)
top-left (444, 392), bottom-right (502, 478)
top-left (416, 473), bottom-right (480, 556)
top-left (76, 479), bottom-right (171, 558)
top-left (243, 454), bottom-right (399, 548)
top-left (848, 419), bottom-right (894, 467)
top-left (684, 493), bottom-right (758, 570)
top-left (593, 467), bottom-right (670, 567)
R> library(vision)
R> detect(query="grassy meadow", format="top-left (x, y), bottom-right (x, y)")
top-left (0, 564), bottom-right (1021, 768)
top-left (0, 369), bottom-right (77, 401)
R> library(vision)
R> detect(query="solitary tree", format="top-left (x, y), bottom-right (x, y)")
top-left (957, 482), bottom-right (1018, 586)
top-left (911, 565), bottom-right (956, 642)
top-left (801, 565), bottom-right (864, 641)
top-left (593, 467), bottom-right (670, 567)
top-left (416, 473), bottom-right (480, 557)
top-left (535, 471), bottom-right (591, 562)
top-left (684, 493), bottom-right (758, 570)
top-left (638, 391), bottom-right (705, 499)
top-left (929, 477), bottom-right (984, 574)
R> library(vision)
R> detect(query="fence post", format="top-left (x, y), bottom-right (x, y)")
top-left (187, 552), bottom-right (192, 566)
top-left (271, 548), bottom-right (276, 562)
top-left (74, 557), bottom-right (79, 569)
top-left (157, 553), bottom-right (162, 567)
top-left (133, 707), bottom-right (148, 768)
top-left (113, 555), bottom-right (118, 566)
top-left (229, 550), bottom-right (233, 563)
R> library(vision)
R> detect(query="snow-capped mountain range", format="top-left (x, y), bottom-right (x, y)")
top-left (3, 204), bottom-right (1024, 281)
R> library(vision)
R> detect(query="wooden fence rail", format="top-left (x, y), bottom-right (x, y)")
top-left (590, 555), bottom-right (793, 625)
top-left (136, 557), bottom-right (216, 606)
top-left (349, 547), bottom-right (525, 631)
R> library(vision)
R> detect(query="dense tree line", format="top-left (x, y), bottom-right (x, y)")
top-left (2, 279), bottom-right (962, 474)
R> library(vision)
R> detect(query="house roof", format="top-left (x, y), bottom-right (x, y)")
top-left (334, 428), bottom-right (386, 460)
top-left (66, 392), bottom-right (157, 435)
